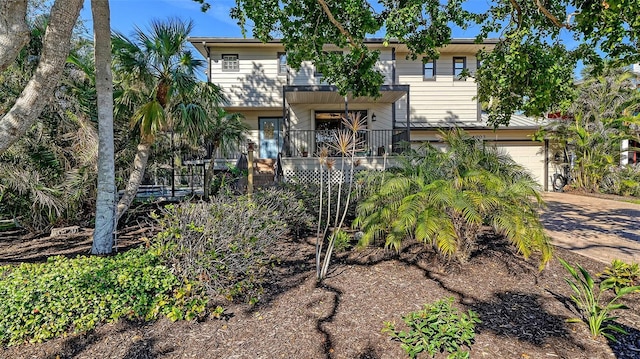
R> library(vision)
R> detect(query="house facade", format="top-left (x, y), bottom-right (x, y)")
top-left (188, 38), bottom-right (550, 190)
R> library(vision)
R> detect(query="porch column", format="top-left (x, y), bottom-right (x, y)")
top-left (282, 87), bottom-right (290, 156)
top-left (621, 139), bottom-right (630, 166)
top-left (406, 86), bottom-right (410, 142)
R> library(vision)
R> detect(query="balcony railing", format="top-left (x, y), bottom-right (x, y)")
top-left (283, 129), bottom-right (409, 157)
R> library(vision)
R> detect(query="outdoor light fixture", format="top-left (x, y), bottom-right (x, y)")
top-left (371, 112), bottom-right (376, 121)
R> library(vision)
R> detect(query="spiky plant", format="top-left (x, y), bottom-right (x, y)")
top-left (316, 112), bottom-right (366, 280)
top-left (354, 128), bottom-right (553, 268)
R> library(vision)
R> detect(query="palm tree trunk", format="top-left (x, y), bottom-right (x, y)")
top-left (91, 0), bottom-right (116, 254)
top-left (0, 0), bottom-right (84, 154)
top-left (116, 142), bottom-right (152, 222)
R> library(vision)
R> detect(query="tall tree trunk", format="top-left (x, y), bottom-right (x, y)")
top-left (116, 142), bottom-right (151, 222)
top-left (0, 0), bottom-right (83, 155)
top-left (91, 0), bottom-right (115, 255)
top-left (0, 0), bottom-right (29, 72)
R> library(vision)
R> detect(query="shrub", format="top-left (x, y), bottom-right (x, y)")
top-left (253, 186), bottom-right (314, 239)
top-left (0, 249), bottom-right (206, 347)
top-left (599, 259), bottom-right (640, 294)
top-left (602, 164), bottom-right (640, 197)
top-left (280, 181), bottom-right (358, 228)
top-left (383, 297), bottom-right (480, 359)
top-left (152, 195), bottom-right (288, 303)
top-left (355, 129), bottom-right (552, 268)
top-left (559, 258), bottom-right (640, 341)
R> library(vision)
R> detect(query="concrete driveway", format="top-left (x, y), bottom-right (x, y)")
top-left (541, 192), bottom-right (640, 264)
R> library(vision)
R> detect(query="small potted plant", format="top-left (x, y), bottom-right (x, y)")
top-left (299, 145), bottom-right (308, 157)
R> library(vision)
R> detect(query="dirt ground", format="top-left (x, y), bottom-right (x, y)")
top-left (1, 195), bottom-right (640, 359)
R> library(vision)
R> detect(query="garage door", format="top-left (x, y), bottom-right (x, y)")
top-left (492, 142), bottom-right (547, 190)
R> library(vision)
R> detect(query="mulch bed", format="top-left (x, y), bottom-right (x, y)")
top-left (1, 227), bottom-right (640, 359)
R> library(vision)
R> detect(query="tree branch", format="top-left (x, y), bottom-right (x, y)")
top-left (509, 0), bottom-right (523, 27)
top-left (316, 0), bottom-right (358, 49)
top-left (0, 0), bottom-right (84, 154)
top-left (0, 0), bottom-right (29, 72)
top-left (535, 0), bottom-right (570, 29)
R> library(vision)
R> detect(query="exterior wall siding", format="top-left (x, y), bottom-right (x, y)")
top-left (209, 47), bottom-right (287, 108)
top-left (395, 53), bottom-right (479, 126)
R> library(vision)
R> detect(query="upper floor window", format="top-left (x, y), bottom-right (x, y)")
top-left (423, 59), bottom-right (436, 80)
top-left (277, 52), bottom-right (287, 76)
top-left (453, 57), bottom-right (466, 79)
top-left (222, 54), bottom-right (239, 72)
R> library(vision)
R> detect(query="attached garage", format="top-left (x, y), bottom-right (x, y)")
top-left (408, 114), bottom-right (549, 191)
top-left (491, 141), bottom-right (547, 190)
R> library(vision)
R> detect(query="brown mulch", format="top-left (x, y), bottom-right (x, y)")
top-left (1, 228), bottom-right (640, 359)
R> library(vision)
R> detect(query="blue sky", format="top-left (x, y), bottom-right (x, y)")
top-left (80, 0), bottom-right (244, 38)
top-left (79, 0), bottom-right (493, 40)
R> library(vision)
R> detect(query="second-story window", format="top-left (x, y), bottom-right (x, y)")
top-left (453, 57), bottom-right (466, 80)
top-left (423, 59), bottom-right (436, 80)
top-left (277, 52), bottom-right (287, 76)
top-left (222, 54), bottom-right (239, 72)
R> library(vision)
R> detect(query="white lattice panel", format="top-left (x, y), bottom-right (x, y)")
top-left (283, 169), bottom-right (367, 184)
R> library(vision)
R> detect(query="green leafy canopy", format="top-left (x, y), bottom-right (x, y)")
top-left (228, 0), bottom-right (640, 126)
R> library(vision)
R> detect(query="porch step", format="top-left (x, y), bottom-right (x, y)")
top-left (254, 159), bottom-right (275, 174)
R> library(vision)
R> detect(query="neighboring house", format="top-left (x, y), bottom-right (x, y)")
top-left (188, 37), bottom-right (550, 190)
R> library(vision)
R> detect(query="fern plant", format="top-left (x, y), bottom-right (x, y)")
top-left (355, 128), bottom-right (553, 267)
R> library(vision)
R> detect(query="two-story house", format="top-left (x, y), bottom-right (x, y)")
top-left (188, 37), bottom-right (550, 190)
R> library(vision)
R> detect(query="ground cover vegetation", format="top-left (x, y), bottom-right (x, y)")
top-left (383, 297), bottom-right (481, 358)
top-left (0, 248), bottom-right (207, 347)
top-left (0, 186), bottom-right (309, 347)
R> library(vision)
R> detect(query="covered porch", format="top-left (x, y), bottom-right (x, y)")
top-left (275, 84), bottom-right (410, 159)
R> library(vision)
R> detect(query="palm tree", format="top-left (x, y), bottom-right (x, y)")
top-left (112, 18), bottom-right (226, 221)
top-left (541, 66), bottom-right (640, 193)
top-left (0, 15), bottom-right (99, 230)
top-left (355, 128), bottom-right (553, 268)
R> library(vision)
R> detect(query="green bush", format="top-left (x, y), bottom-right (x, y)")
top-left (152, 195), bottom-right (288, 304)
top-left (602, 164), bottom-right (640, 197)
top-left (383, 297), bottom-right (480, 358)
top-left (0, 249), bottom-right (206, 347)
top-left (253, 186), bottom-right (313, 239)
top-left (280, 181), bottom-right (359, 229)
top-left (599, 259), bottom-right (640, 294)
top-left (559, 258), bottom-right (640, 341)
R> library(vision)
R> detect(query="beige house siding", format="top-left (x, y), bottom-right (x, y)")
top-left (288, 103), bottom-right (392, 131)
top-left (395, 53), bottom-right (479, 125)
top-left (209, 48), bottom-right (286, 108)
